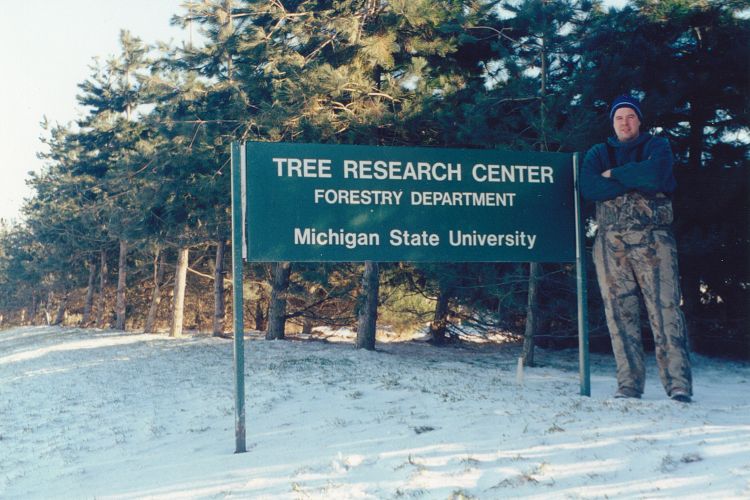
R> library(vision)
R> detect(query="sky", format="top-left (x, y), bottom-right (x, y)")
top-left (0, 0), bottom-right (186, 224)
top-left (0, 0), bottom-right (630, 225)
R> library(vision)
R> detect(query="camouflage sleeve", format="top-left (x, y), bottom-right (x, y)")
top-left (580, 144), bottom-right (629, 201)
top-left (609, 136), bottom-right (676, 194)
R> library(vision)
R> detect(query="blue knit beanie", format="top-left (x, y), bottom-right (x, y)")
top-left (609, 95), bottom-right (643, 121)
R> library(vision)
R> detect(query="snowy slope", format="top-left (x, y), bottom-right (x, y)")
top-left (1, 326), bottom-right (749, 499)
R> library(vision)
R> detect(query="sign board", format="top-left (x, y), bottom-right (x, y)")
top-left (242, 142), bottom-right (576, 263)
top-left (229, 141), bottom-right (589, 453)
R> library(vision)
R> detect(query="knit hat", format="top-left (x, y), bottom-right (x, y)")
top-left (609, 95), bottom-right (643, 121)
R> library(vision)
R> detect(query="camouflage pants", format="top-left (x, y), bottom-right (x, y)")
top-left (593, 227), bottom-right (692, 397)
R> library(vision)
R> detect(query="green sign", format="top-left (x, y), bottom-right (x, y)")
top-left (242, 141), bottom-right (576, 262)
top-left (229, 143), bottom-right (589, 453)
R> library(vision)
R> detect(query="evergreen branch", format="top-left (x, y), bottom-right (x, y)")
top-left (132, 157), bottom-right (157, 177)
top-left (304, 34), bottom-right (338, 65)
top-left (466, 25), bottom-right (519, 44)
top-left (212, 158), bottom-right (232, 179)
top-left (367, 91), bottom-right (399, 101)
top-left (188, 121), bottom-right (203, 150)
top-left (330, 101), bottom-right (357, 115)
top-left (186, 265), bottom-right (233, 287)
top-left (160, 119), bottom-right (246, 124)
top-left (284, 288), bottom-right (354, 321)
top-left (492, 96), bottom-right (541, 105)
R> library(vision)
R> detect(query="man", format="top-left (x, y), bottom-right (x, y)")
top-left (580, 94), bottom-right (693, 403)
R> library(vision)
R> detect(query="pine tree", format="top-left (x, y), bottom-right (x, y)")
top-left (75, 30), bottom-right (155, 330)
top-left (167, 0), bottom-right (258, 337)
top-left (475, 0), bottom-right (594, 362)
top-left (23, 119), bottom-right (108, 326)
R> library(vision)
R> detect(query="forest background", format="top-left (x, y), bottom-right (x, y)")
top-left (0, 0), bottom-right (747, 361)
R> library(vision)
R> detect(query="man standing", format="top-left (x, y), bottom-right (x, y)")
top-left (580, 94), bottom-right (693, 403)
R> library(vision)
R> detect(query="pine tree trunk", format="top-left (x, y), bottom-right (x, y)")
top-left (97, 248), bottom-right (108, 328)
top-left (266, 261), bottom-right (291, 340)
top-left (115, 239), bottom-right (128, 330)
top-left (30, 293), bottom-right (37, 325)
top-left (43, 291), bottom-right (53, 325)
top-left (522, 27), bottom-right (548, 366)
top-left (255, 301), bottom-right (266, 331)
top-left (429, 283), bottom-right (452, 346)
top-left (170, 247), bottom-right (189, 338)
top-left (82, 257), bottom-right (97, 326)
top-left (224, 0), bottom-right (234, 81)
top-left (53, 291), bottom-right (68, 326)
top-left (302, 317), bottom-right (314, 336)
top-left (522, 262), bottom-right (541, 367)
top-left (355, 261), bottom-right (379, 350)
top-left (213, 239), bottom-right (226, 336)
top-left (144, 249), bottom-right (166, 333)
top-left (680, 259), bottom-right (699, 351)
top-left (688, 114), bottom-right (705, 170)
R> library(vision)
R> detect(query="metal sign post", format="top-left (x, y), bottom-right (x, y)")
top-left (573, 153), bottom-right (591, 396)
top-left (230, 142), bottom-right (246, 453)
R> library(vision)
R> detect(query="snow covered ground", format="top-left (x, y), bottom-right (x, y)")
top-left (1, 326), bottom-right (749, 499)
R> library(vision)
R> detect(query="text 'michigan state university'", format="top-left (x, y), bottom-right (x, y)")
top-left (270, 156), bottom-right (555, 252)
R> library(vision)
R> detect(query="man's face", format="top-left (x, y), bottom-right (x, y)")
top-left (613, 106), bottom-right (641, 142)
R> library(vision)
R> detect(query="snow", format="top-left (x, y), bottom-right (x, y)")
top-left (1, 326), bottom-right (749, 499)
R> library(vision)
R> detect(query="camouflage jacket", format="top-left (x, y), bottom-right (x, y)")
top-left (580, 133), bottom-right (676, 230)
